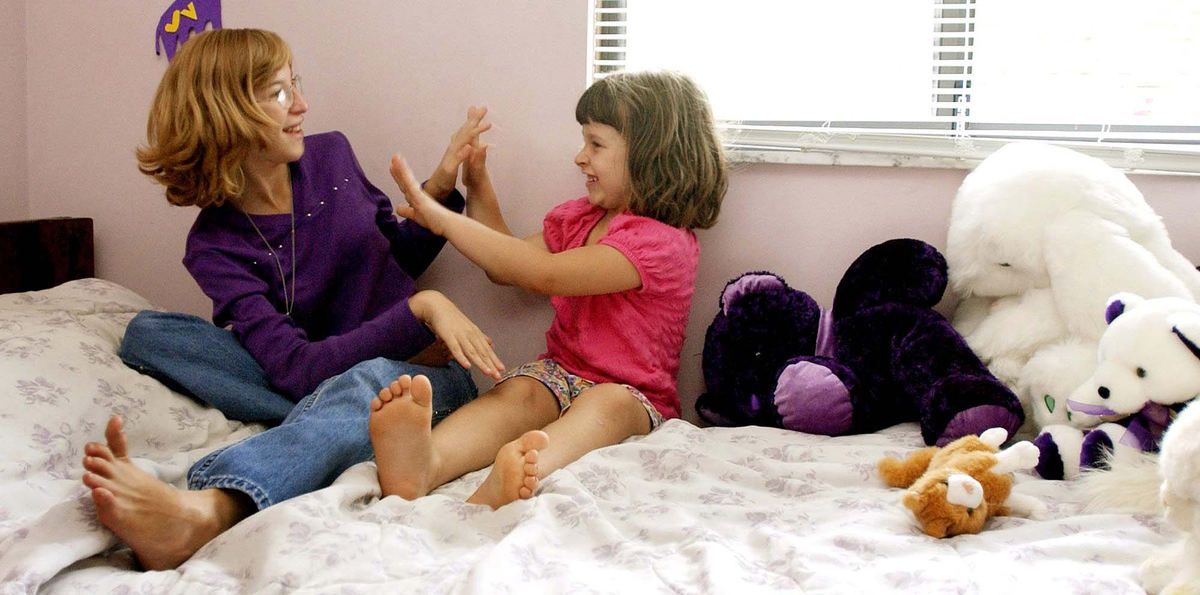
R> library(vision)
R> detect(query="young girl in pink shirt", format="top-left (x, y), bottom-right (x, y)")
top-left (371, 71), bottom-right (728, 509)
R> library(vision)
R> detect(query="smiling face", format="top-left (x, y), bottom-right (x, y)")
top-left (250, 65), bottom-right (308, 165)
top-left (574, 121), bottom-right (631, 213)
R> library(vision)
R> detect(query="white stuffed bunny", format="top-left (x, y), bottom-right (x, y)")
top-left (946, 142), bottom-right (1200, 436)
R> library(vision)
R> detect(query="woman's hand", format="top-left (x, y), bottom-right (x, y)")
top-left (392, 155), bottom-right (452, 236)
top-left (424, 106), bottom-right (491, 200)
top-left (408, 290), bottom-right (504, 381)
top-left (459, 130), bottom-right (513, 235)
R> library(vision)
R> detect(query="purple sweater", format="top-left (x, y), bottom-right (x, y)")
top-left (183, 131), bottom-right (462, 400)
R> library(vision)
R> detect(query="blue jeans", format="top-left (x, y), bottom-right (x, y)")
top-left (189, 356), bottom-right (475, 509)
top-left (119, 310), bottom-right (477, 509)
top-left (120, 311), bottom-right (296, 423)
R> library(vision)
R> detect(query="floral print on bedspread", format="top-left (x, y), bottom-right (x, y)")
top-left (0, 279), bottom-right (262, 593)
top-left (40, 422), bottom-right (1177, 594)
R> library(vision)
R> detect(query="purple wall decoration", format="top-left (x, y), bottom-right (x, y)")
top-left (155, 0), bottom-right (222, 60)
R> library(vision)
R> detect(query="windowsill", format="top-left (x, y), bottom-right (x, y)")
top-left (722, 133), bottom-right (1200, 176)
top-left (728, 147), bottom-right (979, 170)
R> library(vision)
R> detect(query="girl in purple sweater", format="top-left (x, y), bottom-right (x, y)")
top-left (80, 29), bottom-right (499, 570)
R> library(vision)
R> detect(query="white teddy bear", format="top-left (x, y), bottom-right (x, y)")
top-left (946, 142), bottom-right (1200, 436)
top-left (1032, 293), bottom-right (1200, 479)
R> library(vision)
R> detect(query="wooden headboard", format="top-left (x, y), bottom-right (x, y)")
top-left (0, 218), bottom-right (95, 294)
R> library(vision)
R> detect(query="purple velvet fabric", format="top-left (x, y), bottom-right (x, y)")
top-left (698, 272), bottom-right (819, 427)
top-left (183, 131), bottom-right (462, 400)
top-left (698, 239), bottom-right (1024, 446)
top-left (1104, 298), bottom-right (1127, 324)
top-left (774, 357), bottom-right (853, 435)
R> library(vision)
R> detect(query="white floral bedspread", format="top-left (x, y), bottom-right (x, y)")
top-left (0, 279), bottom-right (1178, 594)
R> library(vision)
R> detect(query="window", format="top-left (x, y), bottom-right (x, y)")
top-left (588, 0), bottom-right (1200, 173)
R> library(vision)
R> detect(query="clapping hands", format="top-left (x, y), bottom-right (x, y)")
top-left (423, 106), bottom-right (491, 200)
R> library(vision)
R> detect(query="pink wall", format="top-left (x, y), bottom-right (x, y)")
top-left (21, 1), bottom-right (1200, 423)
top-left (0, 0), bottom-right (27, 222)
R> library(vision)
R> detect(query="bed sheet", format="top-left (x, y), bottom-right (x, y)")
top-left (0, 279), bottom-right (1178, 594)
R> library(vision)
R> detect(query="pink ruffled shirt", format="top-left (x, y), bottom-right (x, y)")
top-left (540, 197), bottom-right (699, 419)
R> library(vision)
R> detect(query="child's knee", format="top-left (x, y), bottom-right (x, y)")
top-left (576, 384), bottom-right (646, 419)
top-left (486, 377), bottom-right (557, 411)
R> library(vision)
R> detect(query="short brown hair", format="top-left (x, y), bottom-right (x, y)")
top-left (136, 29), bottom-right (292, 208)
top-left (575, 71), bottom-right (727, 229)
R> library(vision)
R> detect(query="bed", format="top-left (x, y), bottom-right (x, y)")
top-left (0, 278), bottom-right (1179, 593)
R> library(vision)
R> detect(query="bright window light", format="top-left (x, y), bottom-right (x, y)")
top-left (589, 0), bottom-right (1200, 172)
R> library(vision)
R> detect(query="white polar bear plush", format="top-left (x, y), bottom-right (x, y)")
top-left (1140, 398), bottom-right (1200, 594)
top-left (1032, 293), bottom-right (1200, 479)
top-left (946, 142), bottom-right (1200, 435)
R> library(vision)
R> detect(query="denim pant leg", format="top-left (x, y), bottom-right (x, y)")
top-left (186, 357), bottom-right (477, 509)
top-left (119, 310), bottom-right (296, 424)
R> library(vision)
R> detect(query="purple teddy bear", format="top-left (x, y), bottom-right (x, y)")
top-left (698, 238), bottom-right (1024, 446)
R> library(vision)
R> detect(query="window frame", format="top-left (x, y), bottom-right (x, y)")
top-left (587, 0), bottom-right (1200, 174)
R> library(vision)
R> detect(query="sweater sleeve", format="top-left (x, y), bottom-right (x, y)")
top-left (340, 137), bottom-right (465, 278)
top-left (186, 243), bottom-right (435, 401)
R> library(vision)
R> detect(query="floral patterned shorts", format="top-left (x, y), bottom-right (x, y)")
top-left (499, 359), bottom-right (666, 430)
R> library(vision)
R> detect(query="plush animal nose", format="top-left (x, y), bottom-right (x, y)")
top-left (1097, 386), bottom-right (1110, 399)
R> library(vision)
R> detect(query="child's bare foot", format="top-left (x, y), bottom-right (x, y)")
top-left (369, 374), bottom-right (439, 499)
top-left (81, 416), bottom-right (250, 570)
top-left (467, 430), bottom-right (549, 509)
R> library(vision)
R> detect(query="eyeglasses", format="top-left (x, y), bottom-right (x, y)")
top-left (261, 75), bottom-right (303, 110)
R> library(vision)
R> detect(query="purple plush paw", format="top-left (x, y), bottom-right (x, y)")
top-left (773, 358), bottom-right (853, 435)
top-left (1033, 432), bottom-right (1065, 480)
top-left (922, 375), bottom-right (1023, 447)
top-left (1080, 430), bottom-right (1114, 470)
top-left (938, 405), bottom-right (1023, 447)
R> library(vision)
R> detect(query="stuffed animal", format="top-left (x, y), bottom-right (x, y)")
top-left (1032, 292), bottom-right (1200, 479)
top-left (945, 142), bottom-right (1200, 434)
top-left (878, 427), bottom-right (1042, 537)
top-left (697, 238), bottom-right (1024, 446)
top-left (1140, 399), bottom-right (1200, 594)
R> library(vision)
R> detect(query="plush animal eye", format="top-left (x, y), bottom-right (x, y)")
top-left (1137, 367), bottom-right (1146, 378)
top-left (967, 508), bottom-right (975, 515)
top-left (998, 263), bottom-right (1012, 268)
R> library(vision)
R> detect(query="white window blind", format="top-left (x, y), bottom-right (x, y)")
top-left (587, 0), bottom-right (1200, 173)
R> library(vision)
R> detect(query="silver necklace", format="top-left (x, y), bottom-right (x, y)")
top-left (241, 205), bottom-right (296, 316)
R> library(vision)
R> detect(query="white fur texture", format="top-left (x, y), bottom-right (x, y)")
top-left (947, 474), bottom-right (984, 508)
top-left (946, 142), bottom-right (1200, 434)
top-left (1079, 394), bottom-right (1200, 593)
top-left (1042, 294), bottom-right (1200, 479)
top-left (1079, 449), bottom-right (1160, 513)
top-left (1073, 294), bottom-right (1200, 416)
top-left (1140, 401), bottom-right (1200, 594)
top-left (993, 439), bottom-right (1044, 518)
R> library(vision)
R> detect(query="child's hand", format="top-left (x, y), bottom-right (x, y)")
top-left (408, 290), bottom-right (505, 380)
top-left (425, 106), bottom-right (491, 200)
top-left (392, 155), bottom-right (450, 236)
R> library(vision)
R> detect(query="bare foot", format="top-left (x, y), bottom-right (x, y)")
top-left (369, 374), bottom-right (439, 499)
top-left (81, 416), bottom-right (251, 570)
top-left (467, 430), bottom-right (549, 509)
